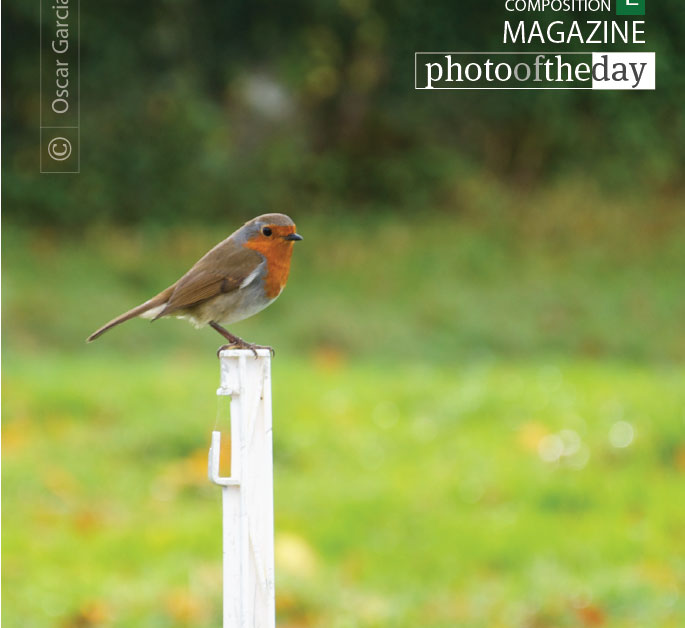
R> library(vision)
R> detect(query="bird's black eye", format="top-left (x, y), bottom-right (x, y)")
top-left (262, 227), bottom-right (272, 237)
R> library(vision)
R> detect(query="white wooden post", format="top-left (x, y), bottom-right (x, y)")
top-left (208, 349), bottom-right (276, 628)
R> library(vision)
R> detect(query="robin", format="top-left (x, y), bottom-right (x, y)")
top-left (86, 213), bottom-right (302, 355)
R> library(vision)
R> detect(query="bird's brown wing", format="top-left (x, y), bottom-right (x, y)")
top-left (155, 244), bottom-right (263, 318)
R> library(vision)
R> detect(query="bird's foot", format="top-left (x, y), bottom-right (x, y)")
top-left (217, 341), bottom-right (275, 358)
top-left (210, 321), bottom-right (275, 358)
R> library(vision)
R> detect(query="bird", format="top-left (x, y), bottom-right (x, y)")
top-left (86, 213), bottom-right (302, 355)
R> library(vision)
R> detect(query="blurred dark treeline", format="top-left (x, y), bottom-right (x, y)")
top-left (3, 0), bottom-right (684, 228)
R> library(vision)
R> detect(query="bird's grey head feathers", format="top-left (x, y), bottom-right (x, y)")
top-left (234, 213), bottom-right (296, 243)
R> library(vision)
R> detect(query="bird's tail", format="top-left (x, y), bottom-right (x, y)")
top-left (86, 289), bottom-right (173, 342)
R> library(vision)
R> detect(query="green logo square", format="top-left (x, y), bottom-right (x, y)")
top-left (616, 0), bottom-right (645, 15)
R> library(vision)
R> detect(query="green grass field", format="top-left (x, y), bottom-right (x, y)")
top-left (3, 202), bottom-right (685, 626)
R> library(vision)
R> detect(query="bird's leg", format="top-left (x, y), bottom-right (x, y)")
top-left (209, 321), bottom-right (275, 358)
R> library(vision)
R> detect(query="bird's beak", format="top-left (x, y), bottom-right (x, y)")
top-left (284, 233), bottom-right (303, 241)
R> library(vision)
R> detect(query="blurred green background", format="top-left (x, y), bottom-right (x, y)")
top-left (3, 1), bottom-right (685, 627)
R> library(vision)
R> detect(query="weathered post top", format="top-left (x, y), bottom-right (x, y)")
top-left (217, 348), bottom-right (272, 396)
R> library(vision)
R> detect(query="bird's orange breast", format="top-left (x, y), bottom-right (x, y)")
top-left (243, 227), bottom-right (295, 299)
